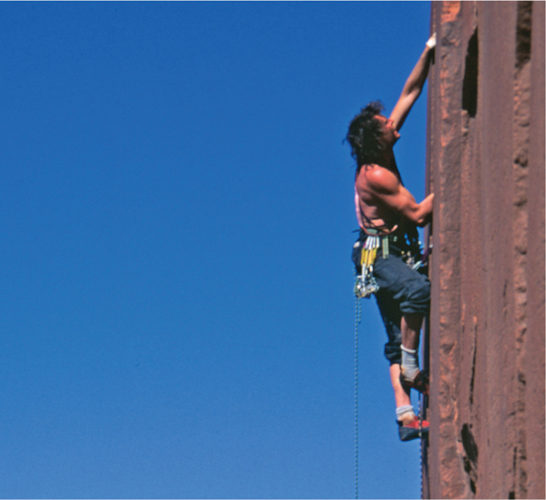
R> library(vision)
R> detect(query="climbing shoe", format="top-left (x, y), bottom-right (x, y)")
top-left (397, 415), bottom-right (429, 442)
top-left (400, 369), bottom-right (429, 396)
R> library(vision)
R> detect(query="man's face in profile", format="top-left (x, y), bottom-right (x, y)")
top-left (375, 114), bottom-right (400, 148)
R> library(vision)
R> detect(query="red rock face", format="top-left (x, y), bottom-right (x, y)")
top-left (423, 2), bottom-right (545, 498)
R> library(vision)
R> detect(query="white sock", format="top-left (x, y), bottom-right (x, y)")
top-left (401, 345), bottom-right (419, 380)
top-left (396, 405), bottom-right (415, 423)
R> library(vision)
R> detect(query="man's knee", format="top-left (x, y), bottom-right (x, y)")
top-left (400, 279), bottom-right (430, 315)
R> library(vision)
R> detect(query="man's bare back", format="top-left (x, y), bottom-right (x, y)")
top-left (355, 147), bottom-right (433, 232)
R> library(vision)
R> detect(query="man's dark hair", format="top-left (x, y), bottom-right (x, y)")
top-left (346, 101), bottom-right (386, 170)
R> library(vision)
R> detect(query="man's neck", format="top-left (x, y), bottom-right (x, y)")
top-left (380, 151), bottom-right (406, 187)
top-left (378, 150), bottom-right (398, 173)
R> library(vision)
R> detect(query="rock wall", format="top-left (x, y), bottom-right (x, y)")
top-left (423, 2), bottom-right (545, 498)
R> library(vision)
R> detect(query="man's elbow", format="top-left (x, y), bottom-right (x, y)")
top-left (400, 87), bottom-right (422, 104)
top-left (405, 208), bottom-right (432, 227)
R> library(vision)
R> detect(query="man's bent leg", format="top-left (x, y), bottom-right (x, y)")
top-left (400, 313), bottom-right (424, 380)
top-left (373, 256), bottom-right (431, 392)
top-left (373, 256), bottom-right (430, 377)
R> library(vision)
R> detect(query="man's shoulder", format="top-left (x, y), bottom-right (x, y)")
top-left (358, 164), bottom-right (400, 194)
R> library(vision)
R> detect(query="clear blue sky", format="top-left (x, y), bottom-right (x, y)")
top-left (0, 2), bottom-right (431, 498)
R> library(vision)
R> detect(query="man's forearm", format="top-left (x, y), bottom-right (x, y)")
top-left (414, 193), bottom-right (434, 227)
top-left (401, 192), bottom-right (434, 227)
top-left (400, 38), bottom-right (435, 99)
top-left (390, 34), bottom-right (436, 131)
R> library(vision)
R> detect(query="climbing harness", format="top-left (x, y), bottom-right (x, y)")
top-left (354, 229), bottom-right (429, 300)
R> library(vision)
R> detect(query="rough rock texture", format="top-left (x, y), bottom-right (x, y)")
top-left (423, 2), bottom-right (545, 498)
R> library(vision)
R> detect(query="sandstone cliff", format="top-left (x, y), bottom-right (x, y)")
top-left (422, 2), bottom-right (545, 498)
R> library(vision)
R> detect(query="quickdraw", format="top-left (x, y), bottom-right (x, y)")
top-left (354, 235), bottom-right (381, 299)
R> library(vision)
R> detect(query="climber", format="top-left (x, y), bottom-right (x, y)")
top-left (347, 33), bottom-right (436, 442)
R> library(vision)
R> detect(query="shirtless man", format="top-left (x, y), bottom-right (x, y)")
top-left (347, 34), bottom-right (435, 442)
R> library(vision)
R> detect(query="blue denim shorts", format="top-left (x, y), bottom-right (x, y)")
top-left (373, 254), bottom-right (430, 365)
top-left (352, 233), bottom-right (430, 365)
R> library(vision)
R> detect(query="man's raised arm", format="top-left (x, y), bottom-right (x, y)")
top-left (389, 33), bottom-right (436, 131)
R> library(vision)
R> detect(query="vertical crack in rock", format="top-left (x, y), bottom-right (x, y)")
top-left (461, 423), bottom-right (478, 494)
top-left (516, 1), bottom-right (532, 69)
top-left (512, 1), bottom-right (532, 497)
top-left (469, 321), bottom-right (477, 407)
top-left (462, 28), bottom-right (479, 117)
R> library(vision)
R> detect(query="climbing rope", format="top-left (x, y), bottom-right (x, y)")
top-left (420, 312), bottom-right (431, 496)
top-left (419, 396), bottom-right (424, 497)
top-left (354, 278), bottom-right (361, 500)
